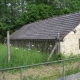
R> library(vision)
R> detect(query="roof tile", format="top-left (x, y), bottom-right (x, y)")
top-left (10, 12), bottom-right (80, 40)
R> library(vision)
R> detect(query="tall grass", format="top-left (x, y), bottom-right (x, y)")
top-left (0, 44), bottom-right (80, 79)
top-left (0, 44), bottom-right (49, 68)
top-left (0, 43), bottom-right (80, 69)
top-left (10, 47), bottom-right (49, 66)
top-left (0, 43), bottom-right (66, 69)
top-left (0, 44), bottom-right (8, 68)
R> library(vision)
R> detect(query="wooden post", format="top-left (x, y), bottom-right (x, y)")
top-left (48, 42), bottom-right (58, 61)
top-left (48, 33), bottom-right (60, 61)
top-left (7, 31), bottom-right (10, 62)
top-left (57, 33), bottom-right (60, 53)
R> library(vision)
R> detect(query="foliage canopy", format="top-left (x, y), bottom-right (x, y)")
top-left (0, 0), bottom-right (80, 39)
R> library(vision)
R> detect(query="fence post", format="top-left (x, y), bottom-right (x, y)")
top-left (7, 31), bottom-right (10, 63)
top-left (57, 33), bottom-right (60, 53)
top-left (20, 67), bottom-right (23, 80)
top-left (62, 60), bottom-right (65, 80)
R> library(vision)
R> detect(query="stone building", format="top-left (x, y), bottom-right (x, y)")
top-left (10, 12), bottom-right (80, 55)
top-left (60, 23), bottom-right (80, 55)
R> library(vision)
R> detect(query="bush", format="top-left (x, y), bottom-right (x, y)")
top-left (50, 53), bottom-right (65, 61)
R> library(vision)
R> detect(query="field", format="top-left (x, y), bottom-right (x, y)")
top-left (0, 44), bottom-right (80, 80)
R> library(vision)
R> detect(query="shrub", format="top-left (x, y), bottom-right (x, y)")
top-left (50, 53), bottom-right (65, 61)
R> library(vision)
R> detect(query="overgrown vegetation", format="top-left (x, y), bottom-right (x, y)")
top-left (0, 44), bottom-right (66, 68)
top-left (0, 44), bottom-right (80, 79)
top-left (0, 43), bottom-right (80, 69)
top-left (66, 66), bottom-right (80, 76)
top-left (0, 44), bottom-right (49, 68)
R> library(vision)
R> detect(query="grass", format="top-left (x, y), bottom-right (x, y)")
top-left (0, 64), bottom-right (62, 80)
top-left (0, 43), bottom-right (80, 80)
top-left (0, 44), bottom-right (49, 68)
top-left (0, 43), bottom-right (65, 68)
top-left (65, 65), bottom-right (80, 75)
top-left (65, 57), bottom-right (80, 76)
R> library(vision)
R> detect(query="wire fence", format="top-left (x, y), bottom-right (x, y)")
top-left (0, 57), bottom-right (80, 80)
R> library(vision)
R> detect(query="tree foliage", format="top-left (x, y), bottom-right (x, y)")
top-left (0, 0), bottom-right (80, 39)
top-left (20, 4), bottom-right (54, 24)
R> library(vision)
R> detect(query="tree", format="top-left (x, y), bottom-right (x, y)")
top-left (20, 4), bottom-right (54, 24)
top-left (0, 0), bottom-right (80, 39)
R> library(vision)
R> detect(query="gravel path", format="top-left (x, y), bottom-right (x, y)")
top-left (56, 72), bottom-right (80, 80)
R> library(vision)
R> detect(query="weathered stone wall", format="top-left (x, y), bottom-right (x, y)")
top-left (60, 24), bottom-right (80, 55)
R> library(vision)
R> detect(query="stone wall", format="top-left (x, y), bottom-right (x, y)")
top-left (60, 24), bottom-right (80, 55)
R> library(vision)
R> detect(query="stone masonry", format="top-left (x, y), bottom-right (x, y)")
top-left (60, 24), bottom-right (80, 55)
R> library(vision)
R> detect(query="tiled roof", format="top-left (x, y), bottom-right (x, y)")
top-left (10, 12), bottom-right (80, 40)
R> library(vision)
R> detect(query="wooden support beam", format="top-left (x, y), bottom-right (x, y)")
top-left (57, 33), bottom-right (60, 53)
top-left (48, 42), bottom-right (58, 61)
top-left (57, 41), bottom-right (60, 53)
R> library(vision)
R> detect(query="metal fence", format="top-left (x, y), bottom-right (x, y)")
top-left (0, 57), bottom-right (80, 80)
